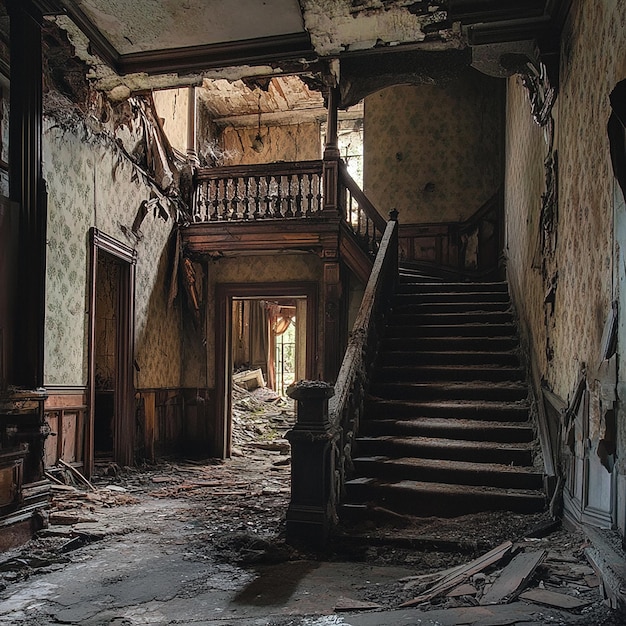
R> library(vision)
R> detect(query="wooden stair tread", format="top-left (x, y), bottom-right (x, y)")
top-left (346, 477), bottom-right (544, 499)
top-left (353, 456), bottom-right (542, 476)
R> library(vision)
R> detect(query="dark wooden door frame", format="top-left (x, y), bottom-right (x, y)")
top-left (87, 228), bottom-right (137, 476)
top-left (215, 281), bottom-right (318, 459)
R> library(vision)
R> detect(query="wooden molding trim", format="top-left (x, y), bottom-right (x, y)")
top-left (56, 0), bottom-right (121, 70)
top-left (119, 33), bottom-right (315, 76)
top-left (91, 228), bottom-right (137, 265)
top-left (43, 385), bottom-right (87, 393)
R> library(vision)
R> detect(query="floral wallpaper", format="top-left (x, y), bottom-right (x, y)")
top-left (505, 0), bottom-right (626, 534)
top-left (43, 118), bottom-right (182, 389)
top-left (363, 69), bottom-right (504, 224)
top-left (506, 0), bottom-right (626, 401)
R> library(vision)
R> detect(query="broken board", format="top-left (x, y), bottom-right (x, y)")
top-left (480, 549), bottom-right (547, 605)
top-left (520, 588), bottom-right (592, 610)
top-left (400, 540), bottom-right (513, 607)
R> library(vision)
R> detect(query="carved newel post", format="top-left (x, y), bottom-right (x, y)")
top-left (286, 380), bottom-right (338, 546)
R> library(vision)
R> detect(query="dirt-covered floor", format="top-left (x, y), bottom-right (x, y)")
top-left (0, 392), bottom-right (624, 625)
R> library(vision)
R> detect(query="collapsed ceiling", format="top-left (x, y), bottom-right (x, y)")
top-left (19, 1), bottom-right (564, 123)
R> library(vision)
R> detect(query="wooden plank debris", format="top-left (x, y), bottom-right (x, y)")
top-left (446, 583), bottom-right (477, 597)
top-left (520, 588), bottom-right (592, 609)
top-left (480, 550), bottom-right (546, 605)
top-left (58, 459), bottom-right (97, 491)
top-left (400, 540), bottom-right (513, 607)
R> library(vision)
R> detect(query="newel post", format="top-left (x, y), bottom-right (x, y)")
top-left (286, 380), bottom-right (338, 546)
top-left (322, 85), bottom-right (340, 214)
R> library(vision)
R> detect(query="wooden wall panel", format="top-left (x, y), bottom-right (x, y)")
top-left (44, 389), bottom-right (87, 469)
top-left (136, 388), bottom-right (214, 460)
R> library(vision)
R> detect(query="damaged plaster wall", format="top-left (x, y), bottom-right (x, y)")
top-left (505, 0), bottom-right (626, 534)
top-left (205, 253), bottom-right (324, 389)
top-left (363, 69), bottom-right (504, 223)
top-left (43, 114), bottom-right (183, 390)
top-left (153, 88), bottom-right (190, 156)
top-left (220, 122), bottom-right (321, 165)
top-left (299, 0), bottom-right (455, 56)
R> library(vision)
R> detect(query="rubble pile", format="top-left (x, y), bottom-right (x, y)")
top-left (231, 381), bottom-right (295, 454)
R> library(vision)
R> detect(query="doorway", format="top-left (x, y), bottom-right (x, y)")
top-left (87, 229), bottom-right (136, 476)
top-left (215, 282), bottom-right (318, 458)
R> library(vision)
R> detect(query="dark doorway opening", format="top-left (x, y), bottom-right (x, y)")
top-left (87, 229), bottom-right (136, 476)
top-left (215, 282), bottom-right (318, 459)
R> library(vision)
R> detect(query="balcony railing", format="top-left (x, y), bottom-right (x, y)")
top-left (191, 158), bottom-right (386, 258)
top-left (193, 160), bottom-right (324, 222)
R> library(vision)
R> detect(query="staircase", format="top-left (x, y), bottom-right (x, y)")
top-left (343, 267), bottom-right (546, 519)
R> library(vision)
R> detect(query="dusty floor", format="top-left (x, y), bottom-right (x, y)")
top-left (0, 394), bottom-right (623, 625)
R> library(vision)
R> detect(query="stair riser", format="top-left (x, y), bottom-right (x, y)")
top-left (352, 461), bottom-right (543, 490)
top-left (354, 440), bottom-right (533, 465)
top-left (344, 485), bottom-right (545, 516)
top-left (382, 337), bottom-right (519, 351)
top-left (377, 367), bottom-right (524, 383)
top-left (366, 402), bottom-right (529, 422)
top-left (377, 352), bottom-right (520, 366)
top-left (392, 302), bottom-right (512, 314)
top-left (370, 385), bottom-right (528, 402)
top-left (393, 293), bottom-right (511, 305)
top-left (389, 313), bottom-right (514, 326)
top-left (361, 422), bottom-right (534, 443)
top-left (385, 325), bottom-right (517, 338)
top-left (396, 283), bottom-right (509, 294)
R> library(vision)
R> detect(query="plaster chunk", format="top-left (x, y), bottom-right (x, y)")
top-left (300, 0), bottom-right (449, 55)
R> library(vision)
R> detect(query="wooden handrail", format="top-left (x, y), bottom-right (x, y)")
top-left (328, 216), bottom-right (398, 502)
top-left (338, 160), bottom-right (387, 233)
top-left (195, 160), bottom-right (322, 182)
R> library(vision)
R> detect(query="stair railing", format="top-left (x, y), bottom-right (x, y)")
top-left (337, 161), bottom-right (387, 256)
top-left (286, 211), bottom-right (398, 545)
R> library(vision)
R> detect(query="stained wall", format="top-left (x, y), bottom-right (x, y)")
top-left (505, 0), bottom-right (626, 535)
top-left (363, 68), bottom-right (504, 224)
top-left (219, 122), bottom-right (321, 165)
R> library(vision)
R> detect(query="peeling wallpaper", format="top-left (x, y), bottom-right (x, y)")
top-left (363, 70), bottom-right (504, 224)
top-left (220, 123), bottom-right (321, 165)
top-left (505, 0), bottom-right (626, 401)
top-left (43, 119), bottom-right (182, 389)
top-left (205, 253), bottom-right (323, 387)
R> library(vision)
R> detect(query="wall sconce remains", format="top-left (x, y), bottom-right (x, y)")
top-left (252, 92), bottom-right (264, 152)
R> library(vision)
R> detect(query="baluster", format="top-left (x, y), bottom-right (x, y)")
top-left (348, 190), bottom-right (354, 228)
top-left (274, 175), bottom-right (283, 217)
top-left (365, 215), bottom-right (371, 251)
top-left (211, 180), bottom-right (220, 220)
top-left (264, 175), bottom-right (272, 217)
top-left (295, 174), bottom-right (303, 217)
top-left (315, 173), bottom-right (323, 213)
top-left (192, 181), bottom-right (202, 221)
top-left (285, 174), bottom-right (294, 218)
top-left (305, 173), bottom-right (314, 216)
top-left (253, 176), bottom-right (262, 218)
top-left (232, 177), bottom-right (240, 218)
top-left (357, 201), bottom-right (362, 236)
top-left (243, 177), bottom-right (250, 219)
top-left (222, 179), bottom-right (231, 219)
